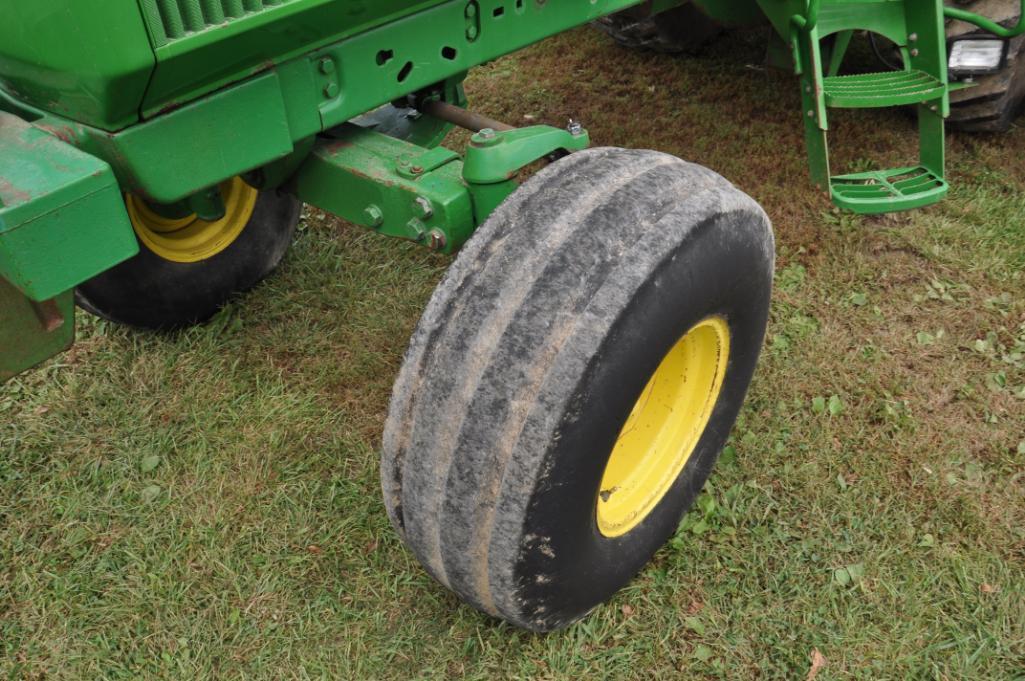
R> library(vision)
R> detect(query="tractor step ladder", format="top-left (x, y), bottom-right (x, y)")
top-left (791, 0), bottom-right (950, 213)
top-left (822, 70), bottom-right (945, 107)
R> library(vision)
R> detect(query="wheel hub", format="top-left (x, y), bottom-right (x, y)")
top-left (126, 177), bottom-right (258, 263)
top-left (597, 317), bottom-right (731, 537)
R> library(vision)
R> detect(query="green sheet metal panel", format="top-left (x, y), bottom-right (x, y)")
top-left (140, 0), bottom-right (451, 115)
top-left (0, 112), bottom-right (138, 301)
top-left (93, 72), bottom-right (297, 204)
top-left (0, 1), bottom-right (154, 131)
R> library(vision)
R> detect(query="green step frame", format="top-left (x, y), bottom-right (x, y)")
top-left (822, 70), bottom-right (945, 108)
top-left (830, 165), bottom-right (948, 212)
top-left (785, 0), bottom-right (949, 214)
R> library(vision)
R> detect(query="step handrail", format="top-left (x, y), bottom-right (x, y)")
top-left (944, 0), bottom-right (1025, 38)
top-left (791, 0), bottom-right (821, 31)
top-left (794, 0), bottom-right (1025, 39)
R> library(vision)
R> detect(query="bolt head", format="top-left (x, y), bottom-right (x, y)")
top-left (410, 165), bottom-right (424, 175)
top-left (408, 219), bottom-right (427, 241)
top-left (414, 196), bottom-right (434, 219)
top-left (910, 48), bottom-right (919, 57)
top-left (567, 119), bottom-right (583, 136)
top-left (908, 32), bottom-right (918, 41)
top-left (323, 82), bottom-right (338, 98)
top-left (319, 58), bottom-right (334, 74)
top-left (363, 205), bottom-right (384, 227)
top-left (473, 128), bottom-right (501, 147)
top-left (428, 229), bottom-right (447, 251)
top-left (466, 25), bottom-right (479, 40)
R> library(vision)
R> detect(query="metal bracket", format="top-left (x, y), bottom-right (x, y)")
top-left (463, 125), bottom-right (590, 184)
top-left (462, 124), bottom-right (590, 218)
top-left (292, 121), bottom-right (590, 254)
top-left (292, 124), bottom-right (475, 254)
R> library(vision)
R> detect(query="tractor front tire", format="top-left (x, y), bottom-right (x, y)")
top-left (77, 179), bottom-right (300, 330)
top-left (594, 3), bottom-right (722, 54)
top-left (382, 148), bottom-right (773, 631)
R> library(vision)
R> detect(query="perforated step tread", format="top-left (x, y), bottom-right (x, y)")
top-left (823, 70), bottom-right (945, 108)
top-left (830, 166), bottom-right (947, 213)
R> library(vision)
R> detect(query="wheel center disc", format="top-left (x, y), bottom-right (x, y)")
top-left (126, 176), bottom-right (258, 264)
top-left (596, 317), bottom-right (731, 537)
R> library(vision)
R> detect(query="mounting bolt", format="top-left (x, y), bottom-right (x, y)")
top-left (414, 196), bottom-right (434, 219)
top-left (428, 229), bottom-right (447, 251)
top-left (466, 24), bottom-right (479, 40)
top-left (363, 204), bottom-right (384, 228)
top-left (805, 84), bottom-right (812, 93)
top-left (408, 218), bottom-right (427, 241)
top-left (323, 82), bottom-right (338, 98)
top-left (908, 32), bottom-right (918, 41)
top-left (910, 48), bottom-right (920, 57)
top-left (465, 3), bottom-right (477, 17)
top-left (567, 119), bottom-right (583, 136)
top-left (807, 109), bottom-right (815, 117)
top-left (410, 165), bottom-right (424, 175)
top-left (473, 128), bottom-right (501, 147)
top-left (319, 58), bottom-right (334, 75)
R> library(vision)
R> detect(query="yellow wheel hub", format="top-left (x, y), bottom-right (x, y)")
top-left (126, 177), bottom-right (258, 264)
top-left (597, 317), bottom-right (731, 537)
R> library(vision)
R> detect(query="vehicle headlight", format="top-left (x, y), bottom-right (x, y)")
top-left (948, 37), bottom-right (1008, 77)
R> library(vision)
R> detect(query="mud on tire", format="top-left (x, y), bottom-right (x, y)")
top-left (382, 148), bottom-right (774, 631)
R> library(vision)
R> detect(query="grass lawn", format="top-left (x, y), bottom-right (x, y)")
top-left (2, 25), bottom-right (1024, 680)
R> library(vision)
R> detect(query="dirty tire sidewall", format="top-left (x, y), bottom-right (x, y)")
top-left (382, 148), bottom-right (774, 631)
top-left (513, 207), bottom-right (771, 628)
top-left (76, 188), bottom-right (300, 330)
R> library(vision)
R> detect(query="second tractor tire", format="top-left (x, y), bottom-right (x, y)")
top-left (947, 34), bottom-right (1025, 132)
top-left (77, 181), bottom-right (300, 330)
top-left (594, 3), bottom-right (722, 54)
top-left (382, 148), bottom-right (774, 631)
top-left (946, 2), bottom-right (1025, 132)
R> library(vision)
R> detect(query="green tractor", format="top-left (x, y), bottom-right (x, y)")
top-left (0, 0), bottom-right (1020, 631)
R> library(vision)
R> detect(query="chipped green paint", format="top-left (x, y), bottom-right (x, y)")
top-left (0, 112), bottom-right (137, 301)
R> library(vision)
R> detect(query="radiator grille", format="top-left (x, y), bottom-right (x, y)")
top-left (140, 0), bottom-right (291, 47)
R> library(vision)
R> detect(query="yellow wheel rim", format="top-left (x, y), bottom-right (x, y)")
top-left (597, 317), bottom-right (731, 537)
top-left (126, 177), bottom-right (258, 264)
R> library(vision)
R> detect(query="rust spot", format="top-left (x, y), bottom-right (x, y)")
top-left (154, 101), bottom-right (185, 117)
top-left (35, 123), bottom-right (77, 145)
top-left (31, 298), bottom-right (64, 333)
top-left (0, 177), bottom-right (31, 205)
top-left (324, 140), bottom-right (354, 153)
